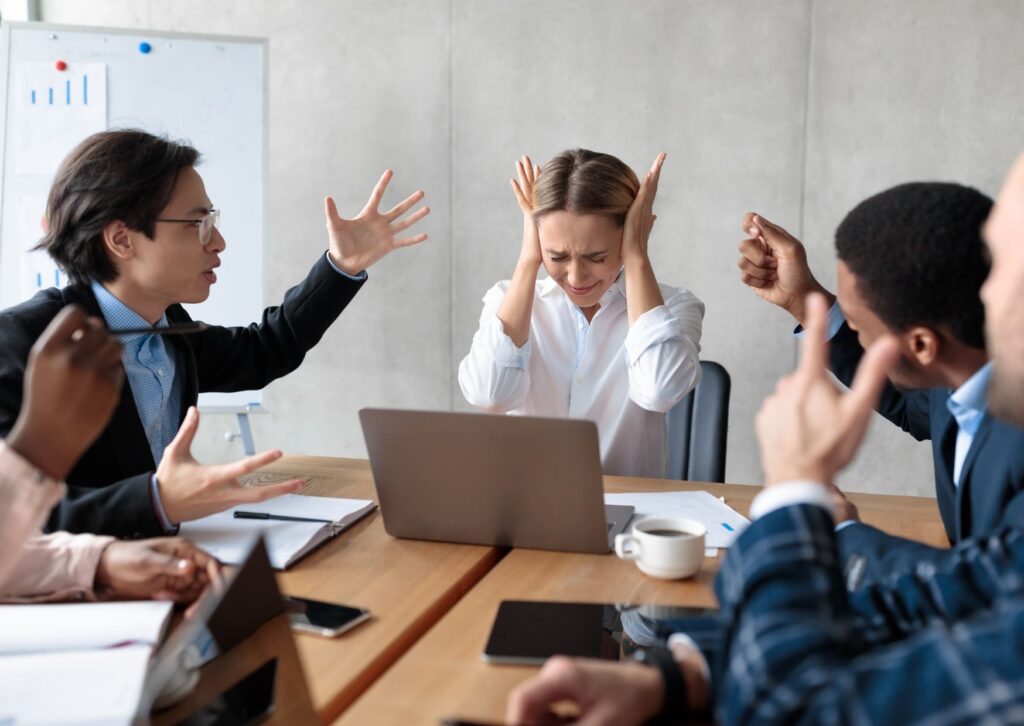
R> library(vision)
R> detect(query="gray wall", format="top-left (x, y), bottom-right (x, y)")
top-left (35, 0), bottom-right (1024, 495)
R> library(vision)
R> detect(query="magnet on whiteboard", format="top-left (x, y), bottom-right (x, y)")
top-left (139, 42), bottom-right (152, 54)
top-left (55, 60), bottom-right (67, 71)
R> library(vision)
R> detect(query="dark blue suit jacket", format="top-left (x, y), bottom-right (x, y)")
top-left (0, 254), bottom-right (364, 539)
top-left (706, 504), bottom-right (1024, 725)
top-left (829, 323), bottom-right (1024, 584)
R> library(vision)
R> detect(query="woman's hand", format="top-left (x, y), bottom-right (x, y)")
top-left (622, 152), bottom-right (666, 269)
top-left (510, 155), bottom-right (542, 268)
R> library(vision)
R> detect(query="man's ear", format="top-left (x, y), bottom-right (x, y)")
top-left (905, 326), bottom-right (940, 367)
top-left (103, 220), bottom-right (135, 263)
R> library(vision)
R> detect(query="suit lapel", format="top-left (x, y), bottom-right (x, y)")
top-left (955, 415), bottom-right (993, 539)
top-left (933, 406), bottom-right (959, 543)
top-left (166, 305), bottom-right (200, 425)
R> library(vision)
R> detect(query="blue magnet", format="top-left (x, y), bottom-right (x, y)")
top-left (139, 42), bottom-right (152, 54)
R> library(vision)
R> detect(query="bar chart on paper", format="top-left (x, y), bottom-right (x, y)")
top-left (8, 62), bottom-right (107, 300)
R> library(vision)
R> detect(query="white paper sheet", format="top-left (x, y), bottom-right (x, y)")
top-left (181, 493), bottom-right (376, 568)
top-left (606, 490), bottom-right (750, 548)
top-left (11, 62), bottom-right (108, 176)
top-left (0, 601), bottom-right (172, 656)
top-left (0, 645), bottom-right (151, 725)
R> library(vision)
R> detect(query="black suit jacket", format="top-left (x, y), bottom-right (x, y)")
top-left (0, 255), bottom-right (365, 538)
top-left (828, 322), bottom-right (1024, 583)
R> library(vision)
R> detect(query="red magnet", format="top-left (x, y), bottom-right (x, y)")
top-left (55, 60), bottom-right (67, 71)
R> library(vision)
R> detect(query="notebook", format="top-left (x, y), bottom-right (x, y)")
top-left (180, 493), bottom-right (377, 569)
top-left (0, 600), bottom-right (173, 655)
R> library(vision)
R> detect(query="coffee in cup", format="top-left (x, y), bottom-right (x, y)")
top-left (613, 517), bottom-right (706, 580)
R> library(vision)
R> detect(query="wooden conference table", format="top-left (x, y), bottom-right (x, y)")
top-left (159, 456), bottom-right (948, 725)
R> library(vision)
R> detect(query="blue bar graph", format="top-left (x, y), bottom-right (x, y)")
top-left (27, 74), bottom-right (92, 107)
top-left (36, 273), bottom-right (41, 288)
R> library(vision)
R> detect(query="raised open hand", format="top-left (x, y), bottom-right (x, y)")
top-left (509, 155), bottom-right (542, 268)
top-left (755, 293), bottom-right (899, 486)
top-left (325, 170), bottom-right (430, 275)
top-left (156, 407), bottom-right (304, 524)
top-left (621, 152), bottom-right (666, 266)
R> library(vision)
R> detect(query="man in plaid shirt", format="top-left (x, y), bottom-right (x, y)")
top-left (506, 154), bottom-right (1024, 726)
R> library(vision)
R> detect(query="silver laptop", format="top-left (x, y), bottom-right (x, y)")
top-left (359, 409), bottom-right (634, 554)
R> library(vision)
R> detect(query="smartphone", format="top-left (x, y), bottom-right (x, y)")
top-left (482, 600), bottom-right (713, 665)
top-left (284, 596), bottom-right (371, 638)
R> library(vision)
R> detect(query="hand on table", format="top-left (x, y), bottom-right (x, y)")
top-left (95, 537), bottom-right (220, 604)
top-left (755, 293), bottom-right (899, 487)
top-left (510, 154), bottom-right (543, 269)
top-left (737, 212), bottom-right (835, 326)
top-left (506, 656), bottom-right (664, 726)
top-left (8, 305), bottom-right (125, 480)
top-left (156, 407), bottom-right (304, 524)
top-left (326, 170), bottom-right (430, 275)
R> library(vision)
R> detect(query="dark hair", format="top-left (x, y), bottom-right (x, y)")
top-left (37, 129), bottom-right (200, 284)
top-left (533, 149), bottom-right (640, 227)
top-left (835, 182), bottom-right (992, 349)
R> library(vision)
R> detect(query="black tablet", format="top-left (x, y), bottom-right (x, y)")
top-left (481, 600), bottom-right (714, 665)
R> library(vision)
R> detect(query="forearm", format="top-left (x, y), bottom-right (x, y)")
top-left (0, 531), bottom-right (113, 602)
top-left (46, 474), bottom-right (164, 538)
top-left (623, 257), bottom-right (664, 325)
top-left (496, 258), bottom-right (539, 348)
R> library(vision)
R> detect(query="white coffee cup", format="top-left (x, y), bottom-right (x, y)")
top-left (614, 517), bottom-right (706, 580)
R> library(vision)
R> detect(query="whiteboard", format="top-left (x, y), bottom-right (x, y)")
top-left (0, 21), bottom-right (266, 410)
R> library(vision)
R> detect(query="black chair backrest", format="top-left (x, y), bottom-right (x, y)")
top-left (666, 361), bottom-right (731, 483)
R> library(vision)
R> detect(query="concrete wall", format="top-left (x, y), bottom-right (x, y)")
top-left (34, 0), bottom-right (1024, 495)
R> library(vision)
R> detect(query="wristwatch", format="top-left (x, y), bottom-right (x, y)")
top-left (633, 645), bottom-right (687, 725)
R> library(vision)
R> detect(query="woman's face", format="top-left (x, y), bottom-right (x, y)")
top-left (537, 211), bottom-right (623, 308)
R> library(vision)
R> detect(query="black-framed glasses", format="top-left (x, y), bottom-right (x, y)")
top-left (155, 209), bottom-right (221, 246)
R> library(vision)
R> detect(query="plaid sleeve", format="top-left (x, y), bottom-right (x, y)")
top-left (715, 504), bottom-right (1024, 725)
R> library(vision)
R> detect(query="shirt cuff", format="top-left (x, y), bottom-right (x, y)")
top-left (324, 251), bottom-right (369, 281)
top-left (623, 304), bottom-right (683, 366)
top-left (794, 301), bottom-right (845, 341)
top-left (150, 474), bottom-right (179, 534)
top-left (749, 480), bottom-right (834, 520)
top-left (484, 316), bottom-right (530, 369)
top-left (666, 632), bottom-right (711, 685)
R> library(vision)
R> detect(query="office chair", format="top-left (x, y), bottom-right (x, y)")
top-left (665, 361), bottom-right (731, 483)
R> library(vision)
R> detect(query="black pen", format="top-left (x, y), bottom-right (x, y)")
top-left (234, 511), bottom-right (334, 524)
top-left (108, 322), bottom-right (209, 336)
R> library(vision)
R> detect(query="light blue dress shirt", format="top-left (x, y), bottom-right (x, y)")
top-left (91, 281), bottom-right (182, 531)
top-left (946, 361), bottom-right (993, 486)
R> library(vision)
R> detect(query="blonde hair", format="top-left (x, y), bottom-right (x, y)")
top-left (532, 149), bottom-right (640, 227)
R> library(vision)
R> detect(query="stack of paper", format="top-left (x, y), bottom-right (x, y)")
top-left (605, 490), bottom-right (750, 556)
top-left (181, 493), bottom-right (376, 569)
top-left (0, 601), bottom-right (172, 724)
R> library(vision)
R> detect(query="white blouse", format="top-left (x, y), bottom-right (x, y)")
top-left (458, 275), bottom-right (704, 478)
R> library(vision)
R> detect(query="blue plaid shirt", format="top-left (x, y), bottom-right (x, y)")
top-left (666, 501), bottom-right (1024, 725)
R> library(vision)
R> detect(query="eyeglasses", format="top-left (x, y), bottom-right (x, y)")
top-left (155, 209), bottom-right (221, 246)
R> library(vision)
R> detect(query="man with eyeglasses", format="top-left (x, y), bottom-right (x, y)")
top-left (0, 129), bottom-right (429, 539)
